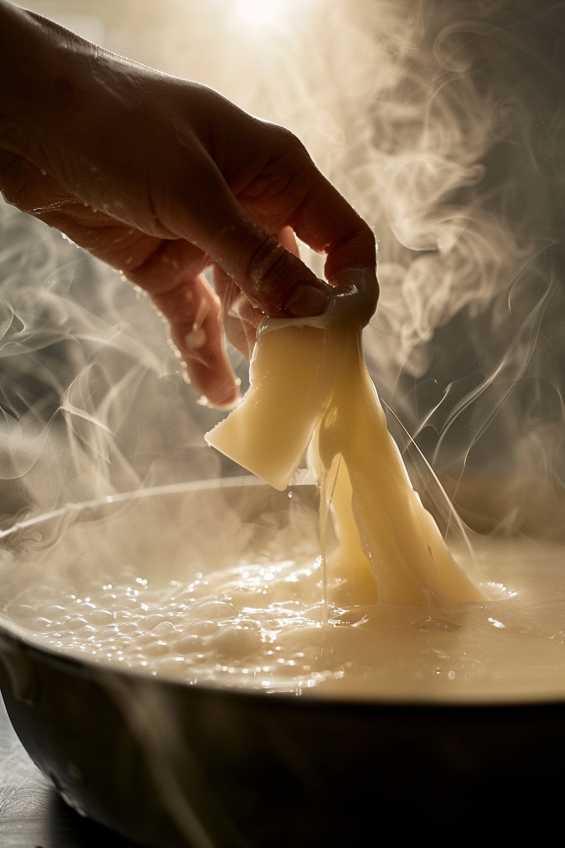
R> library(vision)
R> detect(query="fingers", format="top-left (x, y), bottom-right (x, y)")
top-left (206, 215), bottom-right (333, 319)
top-left (213, 264), bottom-right (261, 359)
top-left (230, 124), bottom-right (379, 322)
top-left (126, 241), bottom-right (240, 408)
top-left (164, 158), bottom-right (334, 320)
top-left (166, 138), bottom-right (377, 327)
top-left (0, 151), bottom-right (240, 408)
top-left (212, 226), bottom-right (301, 357)
top-left (0, 156), bottom-right (239, 407)
top-left (270, 151), bottom-right (379, 323)
top-left (153, 272), bottom-right (240, 409)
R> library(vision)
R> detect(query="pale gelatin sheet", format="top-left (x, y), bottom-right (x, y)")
top-left (206, 307), bottom-right (484, 606)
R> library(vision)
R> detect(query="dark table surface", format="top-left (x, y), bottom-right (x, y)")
top-left (0, 696), bottom-right (142, 848)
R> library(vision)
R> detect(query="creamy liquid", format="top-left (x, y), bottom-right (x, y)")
top-left (4, 300), bottom-right (560, 703)
top-left (6, 536), bottom-right (565, 703)
top-left (206, 310), bottom-right (483, 606)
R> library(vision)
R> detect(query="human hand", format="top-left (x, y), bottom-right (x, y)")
top-left (0, 3), bottom-right (377, 407)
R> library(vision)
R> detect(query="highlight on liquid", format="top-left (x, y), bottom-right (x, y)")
top-left (3, 532), bottom-right (565, 704)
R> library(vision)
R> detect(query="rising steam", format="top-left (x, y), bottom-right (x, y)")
top-left (3, 0), bottom-right (565, 534)
top-left (2, 8), bottom-right (565, 841)
top-left (0, 200), bottom-right (227, 525)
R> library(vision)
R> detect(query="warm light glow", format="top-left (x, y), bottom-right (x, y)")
top-left (235, 0), bottom-right (294, 31)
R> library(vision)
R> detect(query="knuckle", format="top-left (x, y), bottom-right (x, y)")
top-left (244, 237), bottom-right (298, 310)
top-left (269, 123), bottom-right (311, 161)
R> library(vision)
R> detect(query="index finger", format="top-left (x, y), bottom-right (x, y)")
top-left (285, 168), bottom-right (379, 320)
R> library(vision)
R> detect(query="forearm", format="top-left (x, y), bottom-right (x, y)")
top-left (0, 2), bottom-right (70, 160)
top-left (0, 0), bottom-right (136, 178)
top-left (0, 0), bottom-right (163, 214)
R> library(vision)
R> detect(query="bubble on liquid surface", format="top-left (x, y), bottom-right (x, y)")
top-left (5, 538), bottom-right (565, 701)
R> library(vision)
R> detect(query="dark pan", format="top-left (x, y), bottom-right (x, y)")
top-left (0, 480), bottom-right (562, 846)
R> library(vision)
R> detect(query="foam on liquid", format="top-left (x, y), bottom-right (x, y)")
top-left (6, 536), bottom-right (565, 702)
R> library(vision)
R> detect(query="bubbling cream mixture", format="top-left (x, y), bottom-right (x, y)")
top-left (4, 290), bottom-right (565, 702)
top-left (5, 536), bottom-right (565, 702)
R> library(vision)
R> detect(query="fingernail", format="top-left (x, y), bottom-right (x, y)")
top-left (330, 267), bottom-right (378, 298)
top-left (329, 267), bottom-right (379, 326)
top-left (284, 284), bottom-right (330, 318)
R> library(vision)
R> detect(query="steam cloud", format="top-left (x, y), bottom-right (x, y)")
top-left (0, 201), bottom-right (227, 524)
top-left (3, 0), bottom-right (565, 534)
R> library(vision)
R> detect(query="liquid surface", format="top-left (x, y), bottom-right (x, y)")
top-left (5, 537), bottom-right (565, 703)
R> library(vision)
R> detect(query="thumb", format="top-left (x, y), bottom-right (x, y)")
top-left (208, 216), bottom-right (333, 319)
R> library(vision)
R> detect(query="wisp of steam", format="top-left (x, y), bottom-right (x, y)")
top-left (2, 3), bottom-right (565, 843)
top-left (2, 0), bottom-right (565, 529)
top-left (0, 200), bottom-right (231, 526)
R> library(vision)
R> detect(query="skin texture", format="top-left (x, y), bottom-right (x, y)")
top-left (0, 0), bottom-right (377, 407)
